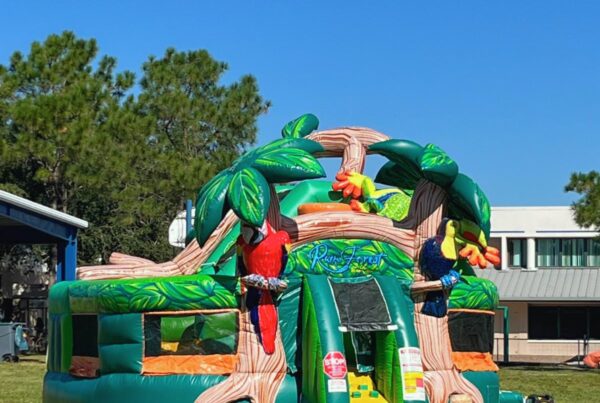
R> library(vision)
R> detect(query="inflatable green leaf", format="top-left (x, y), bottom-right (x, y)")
top-left (371, 139), bottom-right (491, 238)
top-left (194, 170), bottom-right (234, 246)
top-left (281, 113), bottom-right (319, 138)
top-left (369, 139), bottom-right (423, 166)
top-left (448, 276), bottom-right (499, 310)
top-left (253, 148), bottom-right (325, 182)
top-left (194, 136), bottom-right (324, 246)
top-left (419, 144), bottom-right (458, 187)
top-left (68, 275), bottom-right (240, 313)
top-left (370, 139), bottom-right (424, 189)
top-left (254, 137), bottom-right (324, 155)
top-left (227, 167), bottom-right (270, 227)
top-left (236, 138), bottom-right (323, 171)
top-left (448, 174), bottom-right (491, 237)
top-left (375, 161), bottom-right (422, 190)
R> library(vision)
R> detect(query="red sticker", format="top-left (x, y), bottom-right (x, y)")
top-left (323, 351), bottom-right (347, 379)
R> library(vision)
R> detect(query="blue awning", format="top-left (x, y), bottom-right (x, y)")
top-left (0, 190), bottom-right (88, 281)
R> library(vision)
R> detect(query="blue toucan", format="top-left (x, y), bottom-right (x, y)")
top-left (419, 218), bottom-right (498, 317)
top-left (419, 235), bottom-right (460, 317)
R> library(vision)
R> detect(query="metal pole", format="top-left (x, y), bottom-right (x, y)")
top-left (497, 305), bottom-right (509, 364)
top-left (185, 199), bottom-right (193, 239)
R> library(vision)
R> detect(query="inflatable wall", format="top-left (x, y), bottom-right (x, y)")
top-left (44, 114), bottom-right (522, 403)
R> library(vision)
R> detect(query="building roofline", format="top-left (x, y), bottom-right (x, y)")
top-left (491, 206), bottom-right (572, 211)
top-left (0, 190), bottom-right (88, 229)
top-left (479, 267), bottom-right (600, 301)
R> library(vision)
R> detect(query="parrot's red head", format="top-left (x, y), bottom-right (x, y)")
top-left (241, 220), bottom-right (271, 245)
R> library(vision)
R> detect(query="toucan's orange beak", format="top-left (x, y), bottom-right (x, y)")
top-left (484, 246), bottom-right (501, 266)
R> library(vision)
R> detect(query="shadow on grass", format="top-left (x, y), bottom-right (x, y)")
top-left (500, 363), bottom-right (600, 373)
top-left (18, 355), bottom-right (46, 364)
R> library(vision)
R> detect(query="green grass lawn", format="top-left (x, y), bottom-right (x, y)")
top-left (1, 356), bottom-right (598, 402)
top-left (499, 365), bottom-right (600, 402)
top-left (0, 355), bottom-right (45, 403)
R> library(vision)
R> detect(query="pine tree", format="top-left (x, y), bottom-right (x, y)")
top-left (0, 32), bottom-right (270, 265)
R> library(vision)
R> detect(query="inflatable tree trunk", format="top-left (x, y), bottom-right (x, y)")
top-left (195, 184), bottom-right (289, 402)
top-left (408, 182), bottom-right (483, 403)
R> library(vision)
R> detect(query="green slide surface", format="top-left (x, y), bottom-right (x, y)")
top-left (301, 274), bottom-right (427, 403)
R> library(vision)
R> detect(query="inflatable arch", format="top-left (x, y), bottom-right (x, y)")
top-left (44, 114), bottom-right (523, 403)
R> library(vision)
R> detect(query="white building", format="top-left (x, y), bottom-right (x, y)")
top-left (481, 206), bottom-right (600, 363)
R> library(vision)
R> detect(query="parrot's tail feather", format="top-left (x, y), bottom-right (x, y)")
top-left (247, 288), bottom-right (261, 334)
top-left (258, 292), bottom-right (277, 354)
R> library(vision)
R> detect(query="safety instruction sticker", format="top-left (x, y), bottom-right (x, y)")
top-left (327, 379), bottom-right (348, 393)
top-left (398, 347), bottom-right (426, 401)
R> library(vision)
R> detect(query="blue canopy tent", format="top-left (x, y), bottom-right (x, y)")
top-left (0, 190), bottom-right (88, 282)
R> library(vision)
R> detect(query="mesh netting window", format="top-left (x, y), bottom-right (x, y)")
top-left (329, 278), bottom-right (392, 332)
top-left (448, 311), bottom-right (494, 353)
top-left (72, 314), bottom-right (99, 357)
top-left (144, 311), bottom-right (239, 357)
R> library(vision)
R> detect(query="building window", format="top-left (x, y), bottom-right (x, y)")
top-left (589, 239), bottom-right (600, 267)
top-left (529, 306), bottom-right (600, 340)
top-left (508, 238), bottom-right (526, 268)
top-left (536, 238), bottom-right (600, 268)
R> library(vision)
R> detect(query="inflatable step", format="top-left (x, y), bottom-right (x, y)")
top-left (348, 372), bottom-right (387, 402)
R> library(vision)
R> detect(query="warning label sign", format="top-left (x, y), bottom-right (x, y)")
top-left (323, 351), bottom-right (347, 379)
top-left (398, 347), bottom-right (425, 401)
top-left (327, 379), bottom-right (348, 393)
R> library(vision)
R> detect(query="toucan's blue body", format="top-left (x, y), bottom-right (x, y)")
top-left (420, 236), bottom-right (459, 317)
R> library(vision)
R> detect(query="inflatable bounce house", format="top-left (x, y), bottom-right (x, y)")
top-left (43, 115), bottom-right (526, 403)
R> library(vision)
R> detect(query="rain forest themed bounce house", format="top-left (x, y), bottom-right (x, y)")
top-left (43, 115), bottom-right (526, 403)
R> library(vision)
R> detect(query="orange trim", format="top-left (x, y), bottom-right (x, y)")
top-left (142, 354), bottom-right (237, 375)
top-left (70, 356), bottom-right (100, 378)
top-left (451, 352), bottom-right (499, 372)
top-left (297, 203), bottom-right (352, 215)
top-left (448, 309), bottom-right (495, 316)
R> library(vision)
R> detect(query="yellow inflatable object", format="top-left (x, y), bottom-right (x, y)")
top-left (348, 371), bottom-right (388, 402)
top-left (161, 341), bottom-right (179, 353)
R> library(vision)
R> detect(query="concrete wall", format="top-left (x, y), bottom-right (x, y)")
top-left (489, 206), bottom-right (599, 270)
top-left (492, 301), bottom-right (600, 363)
top-left (491, 206), bottom-right (584, 234)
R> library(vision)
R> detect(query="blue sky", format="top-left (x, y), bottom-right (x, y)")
top-left (2, 1), bottom-right (599, 206)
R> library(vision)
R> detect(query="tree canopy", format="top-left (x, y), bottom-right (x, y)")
top-left (565, 171), bottom-right (600, 232)
top-left (0, 31), bottom-right (270, 265)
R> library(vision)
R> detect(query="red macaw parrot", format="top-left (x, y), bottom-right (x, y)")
top-left (238, 220), bottom-right (291, 354)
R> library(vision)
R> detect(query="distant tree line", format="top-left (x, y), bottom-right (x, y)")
top-left (0, 31), bottom-right (270, 266)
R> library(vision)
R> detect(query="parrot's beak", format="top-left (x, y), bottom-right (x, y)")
top-left (241, 221), bottom-right (269, 245)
